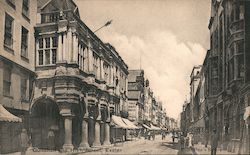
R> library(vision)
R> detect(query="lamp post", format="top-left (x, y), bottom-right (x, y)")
top-left (94, 20), bottom-right (113, 33)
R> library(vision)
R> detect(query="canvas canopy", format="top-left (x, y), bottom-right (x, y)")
top-left (142, 124), bottom-right (151, 130)
top-left (122, 118), bottom-right (138, 129)
top-left (112, 115), bottom-right (129, 129)
top-left (150, 124), bottom-right (161, 130)
top-left (0, 104), bottom-right (22, 122)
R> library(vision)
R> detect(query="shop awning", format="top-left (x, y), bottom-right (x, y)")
top-left (150, 124), bottom-right (161, 130)
top-left (111, 115), bottom-right (129, 129)
top-left (0, 104), bottom-right (22, 122)
top-left (142, 124), bottom-right (151, 130)
top-left (122, 118), bottom-right (138, 129)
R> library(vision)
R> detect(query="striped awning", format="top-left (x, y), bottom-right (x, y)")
top-left (111, 115), bottom-right (129, 129)
top-left (122, 118), bottom-right (138, 129)
top-left (142, 124), bottom-right (151, 130)
top-left (0, 104), bottom-right (22, 122)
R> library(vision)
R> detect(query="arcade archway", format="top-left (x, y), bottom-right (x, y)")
top-left (30, 98), bottom-right (63, 150)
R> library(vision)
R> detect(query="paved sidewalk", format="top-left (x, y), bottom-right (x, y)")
top-left (193, 143), bottom-right (237, 155)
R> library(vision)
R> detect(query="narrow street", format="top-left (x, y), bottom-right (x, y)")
top-left (80, 135), bottom-right (181, 155)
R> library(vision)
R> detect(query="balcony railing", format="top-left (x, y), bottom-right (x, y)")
top-left (41, 10), bottom-right (74, 24)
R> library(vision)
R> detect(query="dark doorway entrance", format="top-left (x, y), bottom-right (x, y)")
top-left (30, 98), bottom-right (63, 150)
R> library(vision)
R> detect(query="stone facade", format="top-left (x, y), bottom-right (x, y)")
top-left (30, 0), bottom-right (129, 151)
top-left (0, 0), bottom-right (37, 131)
top-left (181, 1), bottom-right (250, 154)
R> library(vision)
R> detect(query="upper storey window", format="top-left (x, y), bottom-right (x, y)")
top-left (21, 27), bottom-right (29, 58)
top-left (22, 0), bottom-right (29, 19)
top-left (4, 13), bottom-right (14, 50)
top-left (37, 36), bottom-right (57, 66)
top-left (6, 0), bottom-right (15, 9)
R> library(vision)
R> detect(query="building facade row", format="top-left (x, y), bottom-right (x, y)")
top-left (181, 0), bottom-right (250, 154)
top-left (0, 0), bottom-right (130, 153)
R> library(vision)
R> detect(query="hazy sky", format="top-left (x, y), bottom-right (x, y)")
top-left (75, 0), bottom-right (211, 119)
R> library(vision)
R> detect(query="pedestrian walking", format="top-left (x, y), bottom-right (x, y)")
top-left (179, 134), bottom-right (185, 154)
top-left (148, 131), bottom-right (151, 140)
top-left (152, 131), bottom-right (155, 140)
top-left (161, 130), bottom-right (166, 140)
top-left (211, 129), bottom-right (219, 155)
top-left (47, 129), bottom-right (55, 150)
top-left (172, 132), bottom-right (175, 143)
top-left (20, 129), bottom-right (29, 155)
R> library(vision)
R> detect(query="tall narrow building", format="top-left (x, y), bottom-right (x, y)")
top-left (0, 0), bottom-right (37, 153)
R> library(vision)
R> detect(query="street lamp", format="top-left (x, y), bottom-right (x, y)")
top-left (94, 20), bottom-right (113, 33)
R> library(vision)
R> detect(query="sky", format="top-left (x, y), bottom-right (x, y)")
top-left (75, 0), bottom-right (211, 119)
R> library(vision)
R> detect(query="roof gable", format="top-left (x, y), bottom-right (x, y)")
top-left (40, 0), bottom-right (80, 18)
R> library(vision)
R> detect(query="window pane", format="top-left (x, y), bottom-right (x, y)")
top-left (236, 41), bottom-right (244, 54)
top-left (237, 55), bottom-right (244, 78)
top-left (20, 78), bottom-right (27, 99)
top-left (22, 0), bottom-right (29, 16)
top-left (21, 27), bottom-right (28, 57)
top-left (39, 38), bottom-right (43, 49)
top-left (45, 38), bottom-right (50, 48)
top-left (3, 66), bottom-right (11, 96)
top-left (38, 50), bottom-right (43, 65)
top-left (52, 37), bottom-right (58, 47)
top-left (4, 14), bottom-right (13, 47)
top-left (52, 49), bottom-right (57, 64)
top-left (45, 50), bottom-right (50, 65)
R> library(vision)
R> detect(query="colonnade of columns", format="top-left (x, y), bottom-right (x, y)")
top-left (61, 102), bottom-right (111, 151)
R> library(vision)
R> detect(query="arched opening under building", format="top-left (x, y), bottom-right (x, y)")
top-left (30, 98), bottom-right (63, 150)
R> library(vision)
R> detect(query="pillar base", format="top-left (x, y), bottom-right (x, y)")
top-left (92, 142), bottom-right (102, 148)
top-left (62, 144), bottom-right (74, 152)
top-left (78, 142), bottom-right (90, 150)
top-left (103, 140), bottom-right (111, 146)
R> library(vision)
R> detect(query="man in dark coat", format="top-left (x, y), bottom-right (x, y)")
top-left (211, 129), bottom-right (219, 155)
top-left (20, 129), bottom-right (29, 155)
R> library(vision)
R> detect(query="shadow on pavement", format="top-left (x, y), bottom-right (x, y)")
top-left (161, 142), bottom-right (198, 155)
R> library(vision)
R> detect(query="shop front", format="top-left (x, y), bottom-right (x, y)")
top-left (0, 104), bottom-right (22, 154)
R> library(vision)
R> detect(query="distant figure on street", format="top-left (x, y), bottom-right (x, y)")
top-left (47, 130), bottom-right (55, 150)
top-left (148, 131), bottom-right (151, 140)
top-left (20, 129), bottom-right (29, 155)
top-left (161, 130), bottom-right (166, 140)
top-left (152, 131), bottom-right (155, 140)
top-left (187, 132), bottom-right (194, 147)
top-left (179, 133), bottom-right (185, 154)
top-left (211, 129), bottom-right (219, 155)
top-left (172, 132), bottom-right (175, 143)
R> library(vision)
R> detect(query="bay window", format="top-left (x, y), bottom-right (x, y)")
top-left (37, 36), bottom-right (58, 66)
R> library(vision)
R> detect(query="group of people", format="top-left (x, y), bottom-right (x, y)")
top-left (144, 130), bottom-right (156, 140)
top-left (178, 129), bottom-right (219, 155)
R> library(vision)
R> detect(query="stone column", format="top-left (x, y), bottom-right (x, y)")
top-left (57, 33), bottom-right (62, 62)
top-left (83, 47), bottom-right (88, 72)
top-left (62, 116), bottom-right (74, 151)
top-left (100, 58), bottom-right (104, 81)
top-left (87, 36), bottom-right (94, 73)
top-left (97, 58), bottom-right (100, 79)
top-left (93, 104), bottom-right (101, 147)
top-left (92, 121), bottom-right (101, 147)
top-left (63, 32), bottom-right (67, 61)
top-left (103, 106), bottom-right (111, 145)
top-left (79, 118), bottom-right (89, 149)
top-left (72, 34), bottom-right (78, 63)
top-left (68, 29), bottom-right (72, 62)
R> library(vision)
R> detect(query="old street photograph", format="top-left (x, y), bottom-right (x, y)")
top-left (0, 0), bottom-right (250, 155)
